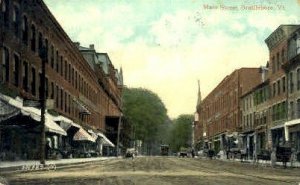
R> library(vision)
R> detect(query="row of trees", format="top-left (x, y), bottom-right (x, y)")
top-left (122, 87), bottom-right (193, 155)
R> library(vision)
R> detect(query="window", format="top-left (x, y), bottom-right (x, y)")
top-left (60, 89), bottom-right (63, 110)
top-left (273, 83), bottom-right (276, 97)
top-left (64, 60), bottom-right (67, 80)
top-left (55, 50), bottom-right (59, 72)
top-left (290, 101), bottom-right (295, 119)
top-left (22, 61), bottom-right (29, 92)
top-left (13, 54), bottom-right (20, 86)
top-left (2, 47), bottom-right (9, 82)
top-left (31, 24), bottom-right (36, 52)
top-left (55, 85), bottom-right (59, 108)
top-left (21, 15), bottom-right (29, 45)
top-left (272, 56), bottom-right (275, 73)
top-left (277, 80), bottom-right (280, 95)
top-left (297, 69), bottom-right (300, 91)
top-left (276, 52), bottom-right (280, 71)
top-left (38, 32), bottom-right (43, 57)
top-left (13, 5), bottom-right (20, 37)
top-left (50, 82), bottom-right (54, 99)
top-left (45, 39), bottom-right (49, 63)
top-left (68, 63), bottom-right (71, 83)
top-left (2, 0), bottom-right (9, 27)
top-left (50, 45), bottom-right (54, 68)
top-left (31, 67), bottom-right (36, 96)
top-left (281, 49), bottom-right (285, 63)
top-left (282, 77), bottom-right (286, 93)
top-left (297, 99), bottom-right (300, 119)
top-left (289, 72), bottom-right (294, 93)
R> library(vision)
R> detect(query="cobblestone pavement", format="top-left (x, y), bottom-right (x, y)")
top-left (2, 157), bottom-right (300, 185)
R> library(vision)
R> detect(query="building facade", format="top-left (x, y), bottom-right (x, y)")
top-left (0, 0), bottom-right (123, 160)
top-left (195, 68), bottom-right (261, 156)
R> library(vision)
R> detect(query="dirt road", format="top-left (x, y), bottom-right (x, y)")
top-left (3, 157), bottom-right (300, 185)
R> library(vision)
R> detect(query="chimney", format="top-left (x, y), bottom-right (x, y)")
top-left (89, 44), bottom-right (95, 50)
top-left (74, 42), bottom-right (80, 48)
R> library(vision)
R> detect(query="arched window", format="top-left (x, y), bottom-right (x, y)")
top-left (22, 15), bottom-right (28, 45)
top-left (13, 5), bottom-right (20, 36)
top-left (31, 24), bottom-right (36, 52)
top-left (2, 0), bottom-right (9, 27)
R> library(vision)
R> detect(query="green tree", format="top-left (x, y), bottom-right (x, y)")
top-left (168, 114), bottom-right (193, 152)
top-left (122, 87), bottom-right (168, 155)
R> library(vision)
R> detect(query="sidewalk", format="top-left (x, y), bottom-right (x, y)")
top-left (0, 157), bottom-right (115, 173)
top-left (220, 158), bottom-right (300, 168)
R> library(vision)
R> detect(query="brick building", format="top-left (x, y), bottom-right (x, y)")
top-left (0, 0), bottom-right (123, 160)
top-left (195, 68), bottom-right (261, 155)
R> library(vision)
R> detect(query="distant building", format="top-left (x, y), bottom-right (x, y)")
top-left (195, 68), bottom-right (261, 155)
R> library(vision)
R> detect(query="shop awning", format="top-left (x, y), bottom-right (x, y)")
top-left (0, 95), bottom-right (66, 136)
top-left (52, 115), bottom-right (81, 130)
top-left (73, 128), bottom-right (96, 142)
top-left (0, 95), bottom-right (20, 122)
top-left (284, 119), bottom-right (300, 141)
top-left (270, 124), bottom-right (284, 130)
top-left (97, 132), bottom-right (115, 147)
top-left (87, 129), bottom-right (98, 140)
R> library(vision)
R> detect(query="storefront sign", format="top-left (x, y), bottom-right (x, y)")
top-left (23, 99), bottom-right (41, 108)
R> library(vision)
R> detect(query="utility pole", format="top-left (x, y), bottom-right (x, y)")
top-left (39, 45), bottom-right (47, 165)
top-left (116, 114), bottom-right (122, 157)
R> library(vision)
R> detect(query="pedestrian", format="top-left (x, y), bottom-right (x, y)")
top-left (45, 141), bottom-right (51, 159)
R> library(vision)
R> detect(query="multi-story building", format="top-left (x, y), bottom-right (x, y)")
top-left (282, 26), bottom-right (300, 160)
top-left (195, 68), bottom-right (261, 155)
top-left (0, 0), bottom-right (123, 160)
top-left (265, 25), bottom-right (300, 149)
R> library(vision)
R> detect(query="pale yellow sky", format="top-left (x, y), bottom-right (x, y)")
top-left (44, 0), bottom-right (300, 118)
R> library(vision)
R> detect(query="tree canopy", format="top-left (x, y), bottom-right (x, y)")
top-left (122, 87), bottom-right (169, 153)
top-left (168, 114), bottom-right (193, 152)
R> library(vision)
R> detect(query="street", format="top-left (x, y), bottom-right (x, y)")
top-left (2, 157), bottom-right (300, 185)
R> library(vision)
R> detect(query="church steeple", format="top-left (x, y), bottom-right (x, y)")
top-left (196, 80), bottom-right (202, 108)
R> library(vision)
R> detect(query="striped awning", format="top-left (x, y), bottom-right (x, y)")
top-left (73, 128), bottom-right (96, 142)
top-left (97, 132), bottom-right (115, 147)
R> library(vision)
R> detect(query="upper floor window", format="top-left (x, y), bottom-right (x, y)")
top-left (22, 15), bottom-right (28, 45)
top-left (276, 52), bottom-right (280, 71)
top-left (31, 24), bottom-right (36, 52)
top-left (22, 61), bottom-right (29, 92)
top-left (2, 0), bottom-right (9, 27)
top-left (12, 5), bottom-right (20, 37)
top-left (13, 54), bottom-right (20, 86)
top-left (290, 72), bottom-right (294, 93)
top-left (282, 77), bottom-right (286, 93)
top-left (277, 80), bottom-right (280, 95)
top-left (2, 47), bottom-right (10, 82)
top-left (272, 56), bottom-right (275, 74)
top-left (297, 69), bottom-right (300, 91)
top-left (281, 49), bottom-right (285, 63)
top-left (38, 32), bottom-right (43, 57)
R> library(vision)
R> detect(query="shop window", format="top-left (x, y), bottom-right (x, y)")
top-left (31, 24), bottom-right (36, 52)
top-left (22, 15), bottom-right (28, 45)
top-left (2, 47), bottom-right (9, 82)
top-left (13, 54), bottom-right (20, 86)
top-left (22, 61), bottom-right (29, 92)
